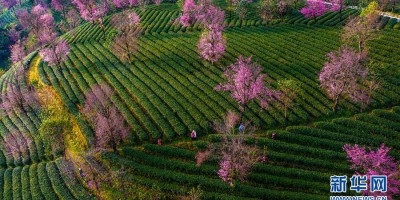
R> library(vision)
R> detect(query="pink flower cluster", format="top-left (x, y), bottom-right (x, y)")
top-left (72, 0), bottom-right (108, 23)
top-left (17, 4), bottom-right (57, 46)
top-left (343, 144), bottom-right (400, 199)
top-left (215, 56), bottom-right (281, 110)
top-left (180, 0), bottom-right (226, 63)
top-left (180, 0), bottom-right (197, 27)
top-left (217, 160), bottom-right (232, 182)
top-left (180, 0), bottom-right (225, 31)
top-left (198, 30), bottom-right (226, 63)
top-left (51, 0), bottom-right (65, 11)
top-left (300, 0), bottom-right (327, 19)
top-left (1, 0), bottom-right (18, 9)
top-left (127, 11), bottom-right (141, 26)
top-left (82, 84), bottom-right (130, 151)
top-left (319, 47), bottom-right (369, 110)
top-left (39, 39), bottom-right (70, 67)
top-left (301, 0), bottom-right (344, 19)
top-left (213, 112), bottom-right (267, 186)
top-left (2, 131), bottom-right (33, 162)
top-left (10, 40), bottom-right (26, 64)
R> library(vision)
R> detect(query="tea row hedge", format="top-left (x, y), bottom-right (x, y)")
top-left (0, 159), bottom-right (94, 200)
top-left (102, 105), bottom-right (400, 198)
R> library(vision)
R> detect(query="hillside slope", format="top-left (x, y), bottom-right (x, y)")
top-left (40, 24), bottom-right (400, 143)
top-left (0, 4), bottom-right (399, 199)
top-left (101, 106), bottom-right (400, 199)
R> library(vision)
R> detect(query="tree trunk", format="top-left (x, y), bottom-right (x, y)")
top-left (62, 7), bottom-right (67, 24)
top-left (240, 104), bottom-right (247, 124)
top-left (333, 96), bottom-right (340, 112)
top-left (112, 143), bottom-right (117, 152)
top-left (284, 104), bottom-right (288, 119)
top-left (111, 138), bottom-right (117, 152)
top-left (128, 54), bottom-right (132, 64)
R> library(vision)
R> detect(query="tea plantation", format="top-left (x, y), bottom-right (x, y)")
top-left (0, 2), bottom-right (400, 199)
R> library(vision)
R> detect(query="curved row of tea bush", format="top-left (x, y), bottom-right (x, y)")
top-left (0, 159), bottom-right (94, 200)
top-left (100, 106), bottom-right (400, 198)
top-left (0, 57), bottom-right (50, 167)
top-left (102, 152), bottom-right (327, 200)
top-left (41, 25), bottom-right (400, 144)
top-left (0, 10), bottom-right (15, 29)
top-left (62, 5), bottom-right (370, 44)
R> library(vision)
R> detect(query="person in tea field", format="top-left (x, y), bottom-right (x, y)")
top-left (79, 168), bottom-right (86, 181)
top-left (191, 130), bottom-right (197, 140)
top-left (157, 138), bottom-right (162, 145)
top-left (238, 124), bottom-right (245, 133)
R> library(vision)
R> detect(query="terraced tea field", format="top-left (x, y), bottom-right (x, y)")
top-left (43, 24), bottom-right (400, 143)
top-left (0, 2), bottom-right (400, 199)
top-left (0, 54), bottom-right (94, 199)
top-left (101, 106), bottom-right (400, 199)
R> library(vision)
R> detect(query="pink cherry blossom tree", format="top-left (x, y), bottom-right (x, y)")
top-left (110, 10), bottom-right (141, 63)
top-left (215, 111), bottom-right (265, 187)
top-left (7, 25), bottom-right (20, 43)
top-left (36, 13), bottom-right (58, 47)
top-left (198, 30), bottom-right (226, 64)
top-left (179, 0), bottom-right (198, 27)
top-left (215, 56), bottom-right (281, 122)
top-left (180, 0), bottom-right (225, 31)
top-left (51, 0), bottom-right (71, 21)
top-left (39, 39), bottom-right (70, 68)
top-left (197, 6), bottom-right (226, 31)
top-left (180, 1), bottom-right (227, 63)
top-left (343, 144), bottom-right (400, 199)
top-left (0, 80), bottom-right (41, 115)
top-left (110, 10), bottom-right (141, 31)
top-left (1, 0), bottom-right (18, 9)
top-left (17, 4), bottom-right (48, 35)
top-left (17, 5), bottom-right (57, 48)
top-left (65, 9), bottom-right (82, 31)
top-left (10, 40), bottom-right (27, 65)
top-left (2, 131), bottom-right (33, 164)
top-left (82, 84), bottom-right (130, 152)
top-left (319, 46), bottom-right (369, 112)
top-left (300, 0), bottom-right (327, 21)
top-left (72, 0), bottom-right (109, 38)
